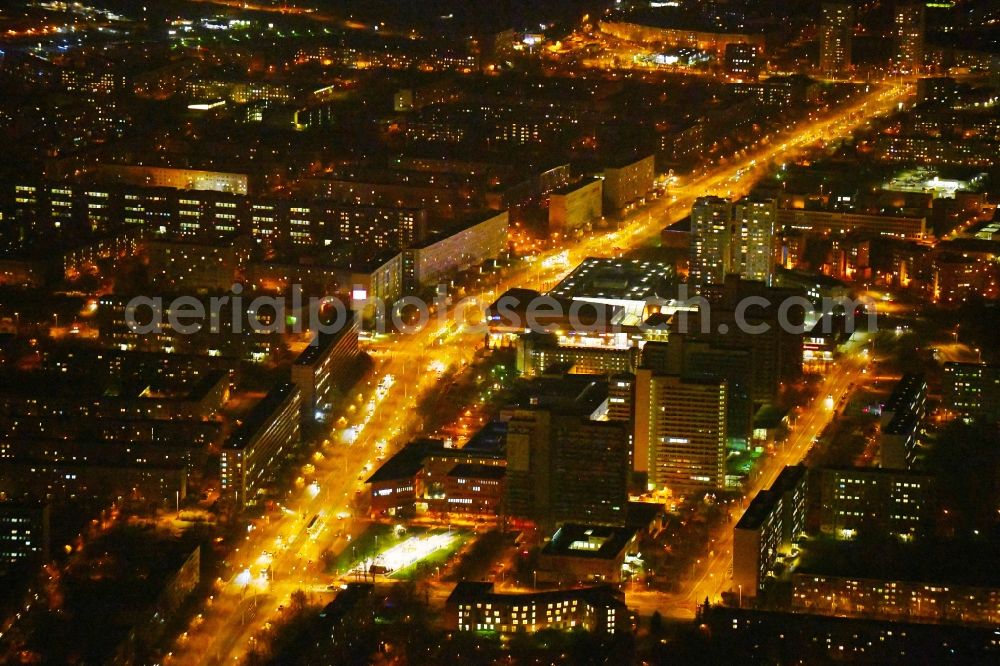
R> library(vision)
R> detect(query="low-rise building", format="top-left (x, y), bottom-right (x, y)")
top-left (445, 582), bottom-right (630, 635)
top-left (537, 523), bottom-right (640, 584)
top-left (366, 439), bottom-right (506, 519)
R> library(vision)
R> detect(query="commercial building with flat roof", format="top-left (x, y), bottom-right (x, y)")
top-left (777, 207), bottom-right (927, 240)
top-left (537, 523), bottom-right (640, 584)
top-left (365, 438), bottom-right (505, 519)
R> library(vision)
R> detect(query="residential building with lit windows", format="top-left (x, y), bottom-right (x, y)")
top-left (221, 383), bottom-right (302, 509)
top-left (791, 538), bottom-right (1000, 625)
top-left (446, 582), bottom-right (630, 636)
top-left (932, 253), bottom-right (995, 304)
top-left (146, 234), bottom-right (254, 291)
top-left (819, 3), bottom-right (854, 76)
top-left (0, 461), bottom-right (187, 506)
top-left (724, 43), bottom-right (761, 79)
top-left (602, 155), bottom-right (654, 214)
top-left (732, 197), bottom-right (777, 285)
top-left (91, 164), bottom-right (249, 195)
top-left (734, 489), bottom-right (784, 597)
top-left (873, 135), bottom-right (997, 168)
top-left (548, 178), bottom-right (602, 236)
top-left (290, 314), bottom-right (360, 423)
top-left (690, 196), bottom-right (733, 292)
top-left (817, 466), bottom-right (934, 539)
top-left (878, 373), bottom-right (926, 470)
top-left (402, 210), bottom-right (508, 290)
top-left (942, 362), bottom-right (1000, 422)
top-left (733, 465), bottom-right (807, 597)
top-left (792, 573), bottom-right (1000, 626)
top-left (0, 502), bottom-right (50, 570)
top-left (0, 182), bottom-right (428, 252)
top-left (894, 2), bottom-right (926, 72)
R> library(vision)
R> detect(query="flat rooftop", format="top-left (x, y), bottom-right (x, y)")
top-left (365, 439), bottom-right (443, 484)
top-left (735, 489), bottom-right (780, 531)
top-left (548, 257), bottom-right (674, 304)
top-left (224, 383), bottom-right (297, 451)
top-left (541, 523), bottom-right (638, 560)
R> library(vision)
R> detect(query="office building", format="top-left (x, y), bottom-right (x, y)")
top-left (446, 582), bottom-right (629, 636)
top-left (634, 369), bottom-right (727, 494)
top-left (505, 404), bottom-right (629, 528)
top-left (689, 196), bottom-right (733, 292)
top-left (943, 362), bottom-right (1000, 422)
top-left (221, 383), bottom-right (302, 509)
top-left (894, 3), bottom-right (926, 72)
top-left (819, 3), bottom-right (854, 76)
top-left (684, 275), bottom-right (805, 402)
top-left (516, 333), bottom-right (640, 377)
top-left (817, 466), bottom-right (934, 539)
top-left (776, 206), bottom-right (927, 240)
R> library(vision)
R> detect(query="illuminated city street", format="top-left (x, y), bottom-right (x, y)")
top-left (3, 1), bottom-right (998, 663)
top-left (158, 80), bottom-right (912, 665)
